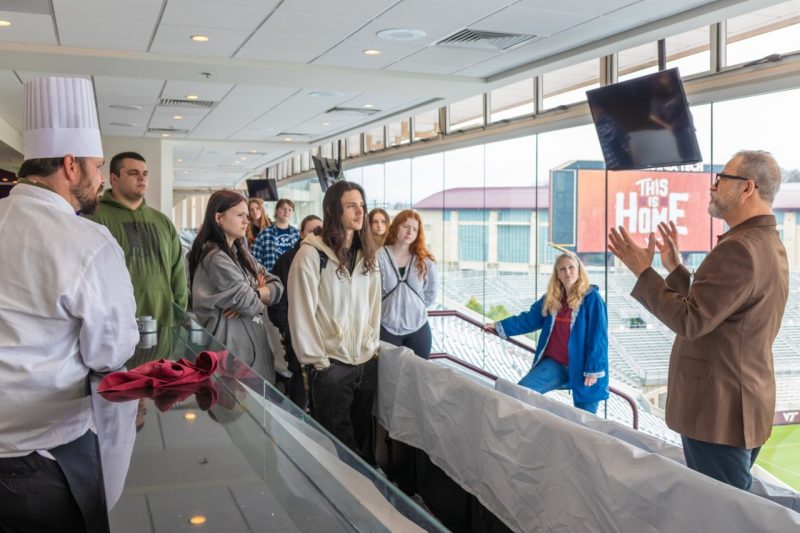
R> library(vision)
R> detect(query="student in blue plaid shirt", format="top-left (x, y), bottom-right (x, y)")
top-left (252, 198), bottom-right (300, 271)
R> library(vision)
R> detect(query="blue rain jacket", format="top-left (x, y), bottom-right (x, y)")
top-left (497, 285), bottom-right (609, 403)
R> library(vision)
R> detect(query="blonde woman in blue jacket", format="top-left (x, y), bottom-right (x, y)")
top-left (487, 253), bottom-right (608, 413)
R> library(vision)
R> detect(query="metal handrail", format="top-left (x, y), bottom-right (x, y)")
top-left (428, 309), bottom-right (640, 430)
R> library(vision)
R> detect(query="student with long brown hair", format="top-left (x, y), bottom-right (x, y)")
top-left (245, 198), bottom-right (271, 248)
top-left (378, 209), bottom-right (438, 359)
top-left (188, 190), bottom-right (283, 382)
top-left (487, 253), bottom-right (608, 414)
top-left (287, 181), bottom-right (380, 462)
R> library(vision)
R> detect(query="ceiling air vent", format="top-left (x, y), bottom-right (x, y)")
top-left (147, 127), bottom-right (190, 134)
top-left (436, 29), bottom-right (540, 51)
top-left (158, 98), bottom-right (216, 109)
top-left (326, 106), bottom-right (381, 117)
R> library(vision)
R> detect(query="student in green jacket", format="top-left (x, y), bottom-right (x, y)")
top-left (84, 151), bottom-right (188, 329)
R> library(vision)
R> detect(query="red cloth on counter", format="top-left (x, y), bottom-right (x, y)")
top-left (97, 351), bottom-right (223, 411)
top-left (98, 351), bottom-right (222, 393)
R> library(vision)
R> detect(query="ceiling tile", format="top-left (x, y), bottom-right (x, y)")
top-left (236, 31), bottom-right (340, 62)
top-left (161, 1), bottom-right (268, 31)
top-left (52, 0), bottom-right (163, 24)
top-left (150, 25), bottom-right (250, 57)
top-left (279, 0), bottom-right (396, 19)
top-left (58, 17), bottom-right (153, 51)
top-left (94, 76), bottom-right (164, 99)
top-left (256, 9), bottom-right (365, 40)
top-left (399, 45), bottom-right (502, 66)
top-left (377, 0), bottom-right (503, 29)
top-left (514, 0), bottom-right (642, 17)
top-left (385, 60), bottom-right (464, 75)
top-left (474, 5), bottom-right (591, 36)
top-left (162, 80), bottom-right (234, 102)
top-left (0, 11), bottom-right (57, 45)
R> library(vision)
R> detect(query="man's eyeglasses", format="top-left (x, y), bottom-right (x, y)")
top-left (713, 172), bottom-right (758, 189)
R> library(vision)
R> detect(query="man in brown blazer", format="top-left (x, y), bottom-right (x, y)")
top-left (608, 150), bottom-right (789, 491)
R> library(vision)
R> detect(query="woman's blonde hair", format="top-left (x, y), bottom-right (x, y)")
top-left (246, 198), bottom-right (271, 246)
top-left (542, 253), bottom-right (590, 316)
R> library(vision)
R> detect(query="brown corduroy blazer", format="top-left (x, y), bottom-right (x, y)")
top-left (631, 215), bottom-right (788, 448)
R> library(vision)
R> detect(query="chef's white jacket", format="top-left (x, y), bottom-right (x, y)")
top-left (0, 183), bottom-right (139, 457)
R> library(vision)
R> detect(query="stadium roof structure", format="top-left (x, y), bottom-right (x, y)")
top-left (414, 186), bottom-right (550, 210)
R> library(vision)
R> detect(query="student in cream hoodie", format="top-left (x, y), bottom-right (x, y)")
top-left (288, 181), bottom-right (380, 463)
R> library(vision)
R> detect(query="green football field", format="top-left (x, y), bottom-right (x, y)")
top-left (756, 424), bottom-right (800, 491)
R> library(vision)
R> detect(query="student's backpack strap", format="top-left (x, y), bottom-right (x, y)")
top-left (318, 249), bottom-right (328, 275)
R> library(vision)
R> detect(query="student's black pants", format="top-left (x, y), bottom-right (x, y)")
top-left (309, 357), bottom-right (378, 464)
top-left (380, 322), bottom-right (432, 359)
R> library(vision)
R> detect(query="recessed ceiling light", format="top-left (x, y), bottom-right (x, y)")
top-left (188, 515), bottom-right (206, 525)
top-left (363, 104), bottom-right (375, 108)
top-left (176, 158), bottom-right (183, 162)
top-left (321, 122), bottom-right (331, 126)
top-left (376, 28), bottom-right (426, 42)
top-left (109, 104), bottom-right (142, 111)
top-left (161, 133), bottom-right (170, 137)
top-left (284, 137), bottom-right (292, 142)
top-left (110, 122), bottom-right (137, 127)
top-left (250, 150), bottom-right (257, 154)
top-left (172, 115), bottom-right (183, 120)
top-left (363, 49), bottom-right (381, 56)
top-left (0, 20), bottom-right (12, 28)
top-left (308, 90), bottom-right (343, 98)
top-left (240, 156), bottom-right (247, 160)
top-left (185, 95), bottom-right (199, 100)
top-left (191, 35), bottom-right (209, 42)
top-left (183, 412), bottom-right (196, 420)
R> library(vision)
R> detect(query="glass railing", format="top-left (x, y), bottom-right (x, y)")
top-left (95, 305), bottom-right (446, 533)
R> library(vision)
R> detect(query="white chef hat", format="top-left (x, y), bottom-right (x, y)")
top-left (22, 77), bottom-right (103, 160)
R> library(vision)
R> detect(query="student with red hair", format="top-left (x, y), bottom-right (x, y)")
top-left (378, 209), bottom-right (438, 359)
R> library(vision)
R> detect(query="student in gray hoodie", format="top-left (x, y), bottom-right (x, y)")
top-left (378, 209), bottom-right (438, 359)
top-left (188, 190), bottom-right (283, 383)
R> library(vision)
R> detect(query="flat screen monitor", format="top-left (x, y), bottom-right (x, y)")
top-left (246, 178), bottom-right (278, 201)
top-left (586, 68), bottom-right (702, 170)
top-left (312, 156), bottom-right (342, 192)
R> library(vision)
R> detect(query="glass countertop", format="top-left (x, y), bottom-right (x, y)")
top-left (95, 306), bottom-right (445, 533)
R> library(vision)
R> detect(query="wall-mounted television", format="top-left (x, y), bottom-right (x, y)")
top-left (586, 68), bottom-right (702, 170)
top-left (312, 155), bottom-right (342, 192)
top-left (246, 178), bottom-right (279, 201)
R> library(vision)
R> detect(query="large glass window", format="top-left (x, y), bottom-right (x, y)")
top-left (365, 126), bottom-right (385, 152)
top-left (726, 0), bottom-right (800, 67)
top-left (490, 78), bottom-right (534, 122)
top-left (618, 42), bottom-right (658, 82)
top-left (666, 26), bottom-right (711, 76)
top-left (542, 58), bottom-right (600, 109)
top-left (449, 96), bottom-right (484, 131)
top-left (387, 120), bottom-right (411, 147)
top-left (414, 109), bottom-right (441, 141)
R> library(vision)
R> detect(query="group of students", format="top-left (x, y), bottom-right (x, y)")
top-left (186, 182), bottom-right (441, 460)
top-left (186, 179), bottom-right (611, 463)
